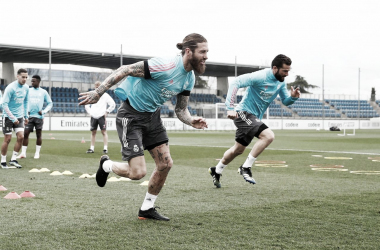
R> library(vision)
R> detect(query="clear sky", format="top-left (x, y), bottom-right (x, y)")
top-left (1, 0), bottom-right (379, 98)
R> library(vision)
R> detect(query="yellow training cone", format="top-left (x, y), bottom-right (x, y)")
top-left (62, 171), bottom-right (73, 175)
top-left (108, 177), bottom-right (120, 182)
top-left (40, 168), bottom-right (50, 172)
top-left (140, 180), bottom-right (165, 186)
top-left (29, 168), bottom-right (41, 173)
top-left (79, 174), bottom-right (91, 178)
top-left (50, 171), bottom-right (63, 176)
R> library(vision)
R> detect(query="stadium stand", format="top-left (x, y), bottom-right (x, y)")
top-left (288, 98), bottom-right (342, 118)
top-left (326, 99), bottom-right (379, 118)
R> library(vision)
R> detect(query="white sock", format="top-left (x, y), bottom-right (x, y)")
top-left (242, 154), bottom-right (256, 168)
top-left (21, 146), bottom-right (27, 155)
top-left (102, 160), bottom-right (113, 173)
top-left (90, 145), bottom-right (94, 151)
top-left (11, 151), bottom-right (18, 161)
top-left (104, 145), bottom-right (108, 150)
top-left (140, 192), bottom-right (157, 211)
top-left (35, 145), bottom-right (41, 155)
top-left (215, 161), bottom-right (227, 174)
top-left (1, 154), bottom-right (6, 163)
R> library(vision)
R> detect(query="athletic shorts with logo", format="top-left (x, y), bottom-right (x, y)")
top-left (116, 99), bottom-right (168, 161)
top-left (2, 117), bottom-right (25, 134)
top-left (25, 117), bottom-right (44, 132)
top-left (90, 116), bottom-right (106, 131)
top-left (234, 111), bottom-right (268, 146)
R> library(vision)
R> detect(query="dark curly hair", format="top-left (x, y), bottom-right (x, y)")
top-left (176, 33), bottom-right (207, 56)
top-left (271, 54), bottom-right (292, 69)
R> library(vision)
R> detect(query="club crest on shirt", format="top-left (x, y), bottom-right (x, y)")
top-left (183, 81), bottom-right (189, 90)
top-left (161, 88), bottom-right (179, 99)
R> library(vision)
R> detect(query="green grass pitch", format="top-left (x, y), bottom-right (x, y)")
top-left (1, 129), bottom-right (379, 249)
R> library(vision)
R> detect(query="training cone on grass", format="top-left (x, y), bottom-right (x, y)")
top-left (0, 185), bottom-right (8, 191)
top-left (79, 174), bottom-right (91, 178)
top-left (20, 191), bottom-right (36, 198)
top-left (50, 171), bottom-right (63, 176)
top-left (4, 192), bottom-right (21, 199)
top-left (108, 177), bottom-right (120, 182)
top-left (81, 137), bottom-right (86, 143)
top-left (62, 171), bottom-right (73, 175)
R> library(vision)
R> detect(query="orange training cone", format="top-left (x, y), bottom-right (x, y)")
top-left (4, 192), bottom-right (21, 199)
top-left (0, 185), bottom-right (7, 191)
top-left (20, 191), bottom-right (36, 198)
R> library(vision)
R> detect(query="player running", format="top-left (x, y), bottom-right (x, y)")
top-left (79, 33), bottom-right (209, 221)
top-left (209, 54), bottom-right (300, 188)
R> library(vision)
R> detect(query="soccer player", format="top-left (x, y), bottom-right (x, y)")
top-left (17, 75), bottom-right (53, 159)
top-left (1, 68), bottom-right (29, 169)
top-left (85, 81), bottom-right (116, 154)
top-left (79, 33), bottom-right (209, 221)
top-left (209, 54), bottom-right (300, 188)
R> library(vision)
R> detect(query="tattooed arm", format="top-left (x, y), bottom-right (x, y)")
top-left (175, 95), bottom-right (193, 126)
top-left (78, 61), bottom-right (145, 105)
top-left (175, 94), bottom-right (208, 129)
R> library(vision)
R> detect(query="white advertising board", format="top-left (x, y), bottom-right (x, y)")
top-left (43, 117), bottom-right (380, 131)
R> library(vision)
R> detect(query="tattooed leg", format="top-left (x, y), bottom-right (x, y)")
top-left (112, 155), bottom-right (147, 180)
top-left (148, 143), bottom-right (173, 195)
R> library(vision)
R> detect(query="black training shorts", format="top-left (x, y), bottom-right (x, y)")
top-left (116, 100), bottom-right (168, 161)
top-left (234, 111), bottom-right (268, 146)
top-left (25, 117), bottom-right (44, 132)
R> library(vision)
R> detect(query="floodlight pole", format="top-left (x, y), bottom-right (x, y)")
top-left (358, 68), bottom-right (360, 129)
top-left (322, 64), bottom-right (325, 130)
top-left (49, 37), bottom-right (52, 131)
top-left (120, 44), bottom-right (123, 66)
top-left (235, 55), bottom-right (237, 104)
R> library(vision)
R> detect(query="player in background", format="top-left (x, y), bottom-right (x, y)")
top-left (209, 54), bottom-right (300, 188)
top-left (17, 75), bottom-right (53, 159)
top-left (85, 81), bottom-right (116, 154)
top-left (0, 88), bottom-right (2, 109)
top-left (79, 33), bottom-right (209, 221)
top-left (1, 68), bottom-right (29, 169)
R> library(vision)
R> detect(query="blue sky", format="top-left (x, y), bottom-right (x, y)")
top-left (1, 0), bottom-right (379, 98)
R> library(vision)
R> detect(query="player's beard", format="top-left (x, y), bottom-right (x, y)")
top-left (190, 57), bottom-right (206, 75)
top-left (274, 71), bottom-right (285, 82)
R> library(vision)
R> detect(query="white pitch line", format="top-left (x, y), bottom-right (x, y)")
top-left (49, 137), bottom-right (380, 156)
top-left (168, 143), bottom-right (380, 156)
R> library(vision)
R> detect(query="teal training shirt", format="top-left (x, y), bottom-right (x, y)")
top-left (2, 80), bottom-right (29, 122)
top-left (225, 68), bottom-right (298, 120)
top-left (28, 87), bottom-right (53, 119)
top-left (119, 54), bottom-right (195, 112)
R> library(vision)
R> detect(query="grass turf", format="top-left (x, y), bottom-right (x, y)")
top-left (0, 129), bottom-right (379, 249)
